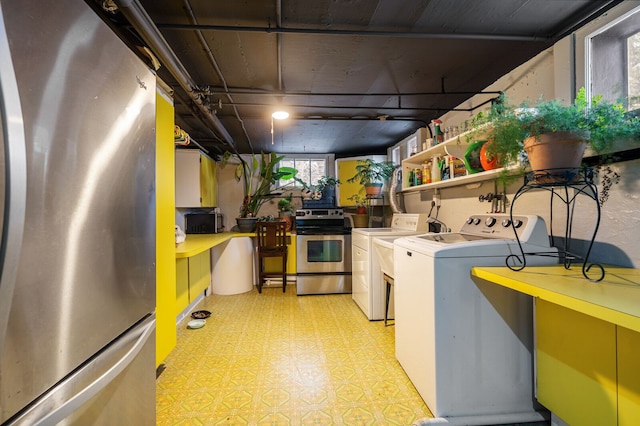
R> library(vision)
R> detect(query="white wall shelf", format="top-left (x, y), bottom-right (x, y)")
top-left (401, 167), bottom-right (514, 191)
top-left (400, 125), bottom-right (521, 192)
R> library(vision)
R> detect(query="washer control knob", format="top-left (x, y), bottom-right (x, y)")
top-left (485, 217), bottom-right (497, 227)
top-left (473, 217), bottom-right (481, 225)
top-left (501, 219), bottom-right (511, 227)
top-left (466, 217), bottom-right (474, 224)
top-left (512, 219), bottom-right (523, 228)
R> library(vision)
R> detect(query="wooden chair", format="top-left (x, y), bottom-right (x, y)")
top-left (256, 221), bottom-right (288, 293)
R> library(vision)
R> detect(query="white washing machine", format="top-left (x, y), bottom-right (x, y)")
top-left (351, 213), bottom-right (428, 320)
top-left (394, 214), bottom-right (558, 425)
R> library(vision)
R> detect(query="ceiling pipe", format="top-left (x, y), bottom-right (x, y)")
top-left (156, 23), bottom-right (551, 42)
top-left (552, 0), bottom-right (623, 39)
top-left (114, 0), bottom-right (237, 151)
top-left (181, 0), bottom-right (254, 152)
top-left (275, 0), bottom-right (284, 93)
top-left (208, 88), bottom-right (503, 97)
top-left (220, 100), bottom-right (493, 113)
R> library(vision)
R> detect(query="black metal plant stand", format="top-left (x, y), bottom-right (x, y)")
top-left (506, 167), bottom-right (605, 282)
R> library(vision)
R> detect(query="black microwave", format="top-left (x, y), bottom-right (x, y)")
top-left (185, 213), bottom-right (225, 234)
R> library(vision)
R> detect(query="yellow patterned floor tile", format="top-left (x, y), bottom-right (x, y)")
top-left (258, 387), bottom-right (291, 407)
top-left (157, 288), bottom-right (432, 425)
top-left (298, 386), bottom-right (331, 406)
top-left (382, 402), bottom-right (425, 425)
top-left (211, 413), bottom-right (249, 425)
top-left (255, 411), bottom-right (292, 425)
top-left (335, 383), bottom-right (366, 402)
top-left (300, 409), bottom-right (334, 425)
top-left (220, 390), bottom-right (253, 410)
top-left (341, 406), bottom-right (377, 425)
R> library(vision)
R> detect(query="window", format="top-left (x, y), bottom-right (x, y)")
top-left (587, 6), bottom-right (640, 111)
top-left (278, 154), bottom-right (335, 188)
top-left (628, 32), bottom-right (640, 110)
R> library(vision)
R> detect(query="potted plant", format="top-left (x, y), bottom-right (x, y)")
top-left (481, 88), bottom-right (640, 182)
top-left (221, 151), bottom-right (297, 232)
top-left (316, 176), bottom-right (341, 203)
top-left (347, 194), bottom-right (369, 227)
top-left (277, 193), bottom-right (294, 231)
top-left (346, 159), bottom-right (396, 198)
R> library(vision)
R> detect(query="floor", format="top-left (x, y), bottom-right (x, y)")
top-left (156, 285), bottom-right (433, 425)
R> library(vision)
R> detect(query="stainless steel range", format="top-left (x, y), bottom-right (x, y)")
top-left (295, 208), bottom-right (352, 295)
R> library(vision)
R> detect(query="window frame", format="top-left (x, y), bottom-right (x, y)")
top-left (585, 5), bottom-right (640, 108)
top-left (277, 153), bottom-right (336, 189)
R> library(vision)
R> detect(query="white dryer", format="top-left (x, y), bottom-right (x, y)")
top-left (394, 214), bottom-right (558, 425)
top-left (351, 213), bottom-right (428, 320)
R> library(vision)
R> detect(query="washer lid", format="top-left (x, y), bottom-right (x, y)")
top-left (416, 233), bottom-right (495, 244)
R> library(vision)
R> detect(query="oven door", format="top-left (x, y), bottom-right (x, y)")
top-left (296, 234), bottom-right (352, 274)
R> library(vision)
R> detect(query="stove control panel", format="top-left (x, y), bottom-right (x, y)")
top-left (296, 208), bottom-right (344, 220)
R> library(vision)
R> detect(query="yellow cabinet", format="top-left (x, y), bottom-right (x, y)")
top-left (618, 326), bottom-right (640, 425)
top-left (536, 300), bottom-right (640, 425)
top-left (175, 251), bottom-right (211, 315)
top-left (156, 86), bottom-right (177, 366)
top-left (189, 250), bottom-right (211, 297)
top-left (175, 149), bottom-right (217, 207)
top-left (175, 258), bottom-right (190, 315)
top-left (536, 299), bottom-right (617, 425)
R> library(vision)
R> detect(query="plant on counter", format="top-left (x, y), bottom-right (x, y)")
top-left (256, 214), bottom-right (278, 222)
top-left (292, 175), bottom-right (340, 200)
top-left (346, 159), bottom-right (396, 198)
top-left (316, 175), bottom-right (341, 201)
top-left (221, 151), bottom-right (298, 219)
top-left (276, 193), bottom-right (295, 230)
top-left (315, 176), bottom-right (341, 192)
top-left (277, 193), bottom-right (293, 213)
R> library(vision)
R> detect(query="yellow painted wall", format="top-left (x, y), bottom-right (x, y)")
top-left (336, 155), bottom-right (388, 206)
top-left (336, 159), bottom-right (361, 206)
top-left (156, 86), bottom-right (177, 366)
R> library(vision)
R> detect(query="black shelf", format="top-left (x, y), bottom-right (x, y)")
top-left (507, 167), bottom-right (605, 282)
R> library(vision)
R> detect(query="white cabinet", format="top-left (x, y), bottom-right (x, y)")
top-left (175, 149), bottom-right (217, 207)
top-left (351, 232), bottom-right (370, 318)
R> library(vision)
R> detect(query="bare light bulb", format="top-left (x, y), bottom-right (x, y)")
top-left (272, 110), bottom-right (289, 120)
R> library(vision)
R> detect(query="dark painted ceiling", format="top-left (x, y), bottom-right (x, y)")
top-left (99, 0), bottom-right (622, 157)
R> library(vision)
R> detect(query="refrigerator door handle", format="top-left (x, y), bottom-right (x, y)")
top-left (11, 314), bottom-right (156, 426)
top-left (0, 3), bottom-right (28, 357)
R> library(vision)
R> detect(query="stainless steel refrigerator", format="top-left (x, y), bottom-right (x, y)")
top-left (0, 0), bottom-right (157, 424)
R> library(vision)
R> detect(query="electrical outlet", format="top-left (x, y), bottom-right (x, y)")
top-left (433, 194), bottom-right (441, 207)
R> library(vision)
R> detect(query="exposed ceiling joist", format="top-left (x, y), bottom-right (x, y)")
top-left (106, 0), bottom-right (625, 156)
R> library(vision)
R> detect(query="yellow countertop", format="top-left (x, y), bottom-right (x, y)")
top-left (471, 265), bottom-right (640, 333)
top-left (175, 232), bottom-right (255, 258)
top-left (175, 231), bottom-right (295, 258)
